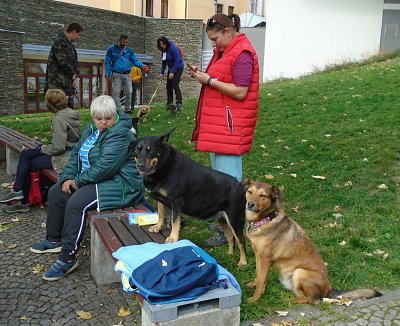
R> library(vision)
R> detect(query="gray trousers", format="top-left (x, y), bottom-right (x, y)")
top-left (112, 72), bottom-right (132, 110)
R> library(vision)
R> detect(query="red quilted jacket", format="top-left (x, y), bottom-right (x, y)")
top-left (192, 33), bottom-right (259, 155)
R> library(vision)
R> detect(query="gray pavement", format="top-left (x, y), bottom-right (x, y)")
top-left (1, 161), bottom-right (399, 325)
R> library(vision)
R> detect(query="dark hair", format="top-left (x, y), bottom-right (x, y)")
top-left (206, 14), bottom-right (241, 33)
top-left (66, 23), bottom-right (83, 33)
top-left (119, 34), bottom-right (128, 40)
top-left (157, 36), bottom-right (170, 51)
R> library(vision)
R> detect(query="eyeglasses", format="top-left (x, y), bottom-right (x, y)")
top-left (207, 19), bottom-right (227, 28)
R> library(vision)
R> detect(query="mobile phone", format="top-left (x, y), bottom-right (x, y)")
top-left (187, 63), bottom-right (197, 72)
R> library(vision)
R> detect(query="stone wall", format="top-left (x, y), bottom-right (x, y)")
top-left (0, 30), bottom-right (25, 115)
top-left (0, 0), bottom-right (203, 115)
top-left (144, 19), bottom-right (203, 106)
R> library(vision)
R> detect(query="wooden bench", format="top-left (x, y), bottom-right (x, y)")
top-left (90, 211), bottom-right (171, 286)
top-left (0, 125), bottom-right (59, 185)
top-left (0, 125), bottom-right (42, 175)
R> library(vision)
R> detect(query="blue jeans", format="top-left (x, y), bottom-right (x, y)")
top-left (209, 153), bottom-right (242, 182)
top-left (15, 147), bottom-right (52, 203)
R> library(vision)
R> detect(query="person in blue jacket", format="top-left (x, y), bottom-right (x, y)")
top-left (105, 34), bottom-right (147, 113)
top-left (157, 36), bottom-right (185, 112)
top-left (30, 95), bottom-right (145, 281)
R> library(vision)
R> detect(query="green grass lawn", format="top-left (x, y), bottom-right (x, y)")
top-left (1, 52), bottom-right (399, 322)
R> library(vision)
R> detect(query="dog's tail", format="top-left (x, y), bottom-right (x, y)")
top-left (330, 288), bottom-right (382, 300)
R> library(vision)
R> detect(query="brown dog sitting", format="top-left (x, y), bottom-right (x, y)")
top-left (244, 180), bottom-right (382, 304)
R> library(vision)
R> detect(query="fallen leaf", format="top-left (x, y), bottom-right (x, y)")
top-left (264, 174), bottom-right (274, 179)
top-left (118, 306), bottom-right (132, 317)
top-left (322, 297), bottom-right (340, 304)
top-left (312, 175), bottom-right (326, 180)
top-left (20, 316), bottom-right (28, 320)
top-left (334, 205), bottom-right (342, 212)
top-left (32, 264), bottom-right (46, 274)
top-left (252, 323), bottom-right (264, 326)
top-left (1, 182), bottom-right (11, 188)
top-left (284, 146), bottom-right (291, 150)
top-left (0, 223), bottom-right (14, 233)
top-left (339, 299), bottom-right (353, 306)
top-left (76, 310), bottom-right (93, 320)
top-left (6, 243), bottom-right (17, 249)
top-left (112, 322), bottom-right (124, 326)
top-left (11, 216), bottom-right (23, 222)
top-left (276, 311), bottom-right (289, 317)
top-left (344, 181), bottom-right (353, 186)
top-left (383, 253), bottom-right (389, 260)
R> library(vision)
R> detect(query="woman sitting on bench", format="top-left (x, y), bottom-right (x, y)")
top-left (30, 95), bottom-right (145, 282)
top-left (0, 88), bottom-right (80, 213)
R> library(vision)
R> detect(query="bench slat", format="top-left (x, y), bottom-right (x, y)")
top-left (121, 217), bottom-right (167, 244)
top-left (93, 218), bottom-right (123, 254)
top-left (108, 216), bottom-right (141, 246)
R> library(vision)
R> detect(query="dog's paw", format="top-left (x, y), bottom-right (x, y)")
top-left (246, 282), bottom-right (256, 289)
top-left (148, 225), bottom-right (161, 233)
top-left (247, 295), bottom-right (260, 303)
top-left (237, 259), bottom-right (248, 267)
top-left (165, 236), bottom-right (178, 243)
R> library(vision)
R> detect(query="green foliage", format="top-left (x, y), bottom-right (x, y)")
top-left (1, 53), bottom-right (399, 321)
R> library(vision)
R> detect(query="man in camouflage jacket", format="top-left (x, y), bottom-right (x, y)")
top-left (45, 22), bottom-right (83, 108)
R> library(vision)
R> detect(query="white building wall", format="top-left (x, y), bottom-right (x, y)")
top-left (263, 0), bottom-right (384, 81)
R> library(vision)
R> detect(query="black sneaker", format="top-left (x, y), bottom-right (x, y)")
top-left (205, 230), bottom-right (228, 248)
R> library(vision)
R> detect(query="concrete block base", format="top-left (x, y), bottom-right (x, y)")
top-left (142, 305), bottom-right (240, 326)
top-left (90, 224), bottom-right (120, 286)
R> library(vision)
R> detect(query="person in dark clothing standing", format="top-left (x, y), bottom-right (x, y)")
top-left (45, 22), bottom-right (83, 109)
top-left (157, 36), bottom-right (185, 112)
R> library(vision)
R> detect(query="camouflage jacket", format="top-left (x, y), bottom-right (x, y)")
top-left (45, 32), bottom-right (78, 96)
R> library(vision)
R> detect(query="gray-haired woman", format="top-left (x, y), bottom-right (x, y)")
top-left (30, 95), bottom-right (145, 281)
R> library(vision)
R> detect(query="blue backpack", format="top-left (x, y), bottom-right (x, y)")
top-left (129, 245), bottom-right (225, 304)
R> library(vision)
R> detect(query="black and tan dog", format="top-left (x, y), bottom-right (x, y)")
top-left (130, 129), bottom-right (248, 266)
top-left (244, 180), bottom-right (382, 303)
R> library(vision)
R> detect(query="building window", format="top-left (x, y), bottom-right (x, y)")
top-left (228, 6), bottom-right (234, 15)
top-left (146, 0), bottom-right (153, 17)
top-left (23, 59), bottom-right (102, 113)
top-left (161, 0), bottom-right (168, 18)
top-left (217, 4), bottom-right (223, 14)
top-left (251, 0), bottom-right (257, 14)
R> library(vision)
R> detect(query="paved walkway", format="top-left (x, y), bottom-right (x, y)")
top-left (1, 162), bottom-right (399, 325)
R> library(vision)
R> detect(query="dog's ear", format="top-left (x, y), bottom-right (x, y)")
top-left (271, 186), bottom-right (282, 201)
top-left (240, 177), bottom-right (252, 190)
top-left (159, 127), bottom-right (176, 144)
top-left (129, 139), bottom-right (138, 153)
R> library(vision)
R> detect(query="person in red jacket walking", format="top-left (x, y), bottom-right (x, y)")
top-left (189, 13), bottom-right (259, 247)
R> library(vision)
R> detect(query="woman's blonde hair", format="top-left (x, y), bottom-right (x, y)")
top-left (45, 88), bottom-right (68, 113)
top-left (90, 95), bottom-right (116, 119)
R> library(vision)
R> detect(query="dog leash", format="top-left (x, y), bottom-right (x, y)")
top-left (148, 79), bottom-right (163, 107)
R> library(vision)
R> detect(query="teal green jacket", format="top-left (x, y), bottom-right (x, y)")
top-left (60, 110), bottom-right (144, 211)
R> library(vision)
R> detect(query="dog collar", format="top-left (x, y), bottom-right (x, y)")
top-left (248, 210), bottom-right (279, 231)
